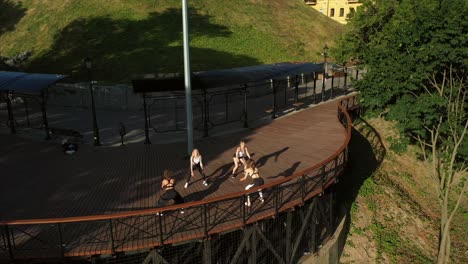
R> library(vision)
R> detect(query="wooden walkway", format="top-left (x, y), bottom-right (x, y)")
top-left (0, 99), bottom-right (349, 259)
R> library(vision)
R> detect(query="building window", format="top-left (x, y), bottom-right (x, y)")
top-left (330, 8), bottom-right (335, 17)
top-left (350, 8), bottom-right (355, 13)
top-left (339, 8), bottom-right (344, 17)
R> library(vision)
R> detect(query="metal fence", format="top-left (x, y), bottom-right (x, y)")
top-left (0, 95), bottom-right (359, 262)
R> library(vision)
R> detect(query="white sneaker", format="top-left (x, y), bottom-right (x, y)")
top-left (244, 202), bottom-right (251, 207)
top-left (203, 180), bottom-right (208, 186)
top-left (260, 197), bottom-right (264, 203)
top-left (184, 182), bottom-right (188, 189)
top-left (180, 209), bottom-right (185, 214)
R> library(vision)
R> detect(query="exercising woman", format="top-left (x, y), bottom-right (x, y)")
top-left (156, 169), bottom-right (185, 208)
top-left (240, 159), bottom-right (264, 206)
top-left (232, 140), bottom-right (251, 178)
top-left (185, 148), bottom-right (207, 188)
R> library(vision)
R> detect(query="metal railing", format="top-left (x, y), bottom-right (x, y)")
top-left (143, 67), bottom-right (361, 140)
top-left (0, 94), bottom-right (358, 261)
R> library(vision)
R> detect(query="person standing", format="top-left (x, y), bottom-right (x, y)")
top-left (185, 148), bottom-right (208, 188)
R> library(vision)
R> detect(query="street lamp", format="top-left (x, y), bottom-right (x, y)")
top-left (84, 57), bottom-right (101, 146)
top-left (322, 44), bottom-right (329, 102)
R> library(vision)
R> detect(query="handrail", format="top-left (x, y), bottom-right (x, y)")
top-left (0, 94), bottom-right (356, 226)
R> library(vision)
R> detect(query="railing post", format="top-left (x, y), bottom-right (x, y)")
top-left (344, 67), bottom-right (348, 93)
top-left (301, 175), bottom-right (307, 204)
top-left (274, 186), bottom-right (280, 215)
top-left (242, 196), bottom-right (247, 226)
top-left (321, 72), bottom-right (325, 102)
top-left (142, 93), bottom-right (151, 144)
top-left (243, 84), bottom-right (248, 128)
top-left (23, 98), bottom-right (30, 127)
top-left (355, 68), bottom-right (359, 80)
top-left (271, 79), bottom-right (277, 119)
top-left (285, 209), bottom-right (292, 263)
top-left (330, 75), bottom-right (334, 98)
top-left (203, 89), bottom-right (209, 137)
top-left (294, 75), bottom-right (299, 106)
top-left (203, 204), bottom-right (209, 238)
top-left (3, 225), bottom-right (14, 261)
top-left (108, 219), bottom-right (116, 255)
top-left (321, 165), bottom-right (326, 192)
top-left (41, 90), bottom-right (50, 139)
top-left (312, 73), bottom-right (317, 104)
top-left (6, 92), bottom-right (16, 134)
top-left (158, 212), bottom-right (164, 246)
top-left (57, 223), bottom-right (65, 258)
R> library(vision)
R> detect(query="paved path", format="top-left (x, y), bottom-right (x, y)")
top-left (0, 99), bottom-right (345, 221)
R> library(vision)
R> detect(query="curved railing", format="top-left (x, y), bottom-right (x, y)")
top-left (0, 94), bottom-right (358, 260)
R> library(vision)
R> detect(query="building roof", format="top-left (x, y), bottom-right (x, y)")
top-left (0, 71), bottom-right (66, 95)
top-left (132, 62), bottom-right (324, 93)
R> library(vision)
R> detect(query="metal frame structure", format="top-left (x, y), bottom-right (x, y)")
top-left (0, 95), bottom-right (360, 263)
top-left (139, 67), bottom-right (360, 143)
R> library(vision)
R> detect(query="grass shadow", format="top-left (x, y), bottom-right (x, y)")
top-left (27, 7), bottom-right (260, 82)
top-left (335, 115), bottom-right (386, 260)
top-left (0, 0), bottom-right (26, 36)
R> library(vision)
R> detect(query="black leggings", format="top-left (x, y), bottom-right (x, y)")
top-left (186, 163), bottom-right (206, 183)
top-left (156, 189), bottom-right (185, 207)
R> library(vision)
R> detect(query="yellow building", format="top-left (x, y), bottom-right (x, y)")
top-left (304, 0), bottom-right (362, 24)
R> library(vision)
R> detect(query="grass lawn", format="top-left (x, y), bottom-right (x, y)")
top-left (0, 0), bottom-right (343, 83)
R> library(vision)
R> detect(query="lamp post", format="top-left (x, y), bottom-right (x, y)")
top-left (84, 57), bottom-right (101, 146)
top-left (322, 44), bottom-right (329, 102)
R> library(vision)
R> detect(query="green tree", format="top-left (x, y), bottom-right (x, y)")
top-left (334, 0), bottom-right (468, 263)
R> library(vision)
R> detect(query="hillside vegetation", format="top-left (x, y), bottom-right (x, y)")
top-left (0, 0), bottom-right (343, 82)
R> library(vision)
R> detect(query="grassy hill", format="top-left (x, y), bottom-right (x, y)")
top-left (0, 0), bottom-right (344, 83)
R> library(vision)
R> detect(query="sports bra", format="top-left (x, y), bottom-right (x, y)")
top-left (237, 148), bottom-right (245, 158)
top-left (163, 179), bottom-right (175, 190)
top-left (248, 168), bottom-right (260, 179)
top-left (192, 155), bottom-right (201, 165)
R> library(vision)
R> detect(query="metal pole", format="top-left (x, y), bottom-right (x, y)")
top-left (143, 93), bottom-right (151, 144)
top-left (88, 67), bottom-right (101, 146)
top-left (6, 92), bottom-right (16, 134)
top-left (271, 79), bottom-right (277, 119)
top-left (41, 90), bottom-right (50, 139)
top-left (182, 0), bottom-right (194, 156)
top-left (23, 98), bottom-right (30, 127)
top-left (344, 67), bottom-right (348, 93)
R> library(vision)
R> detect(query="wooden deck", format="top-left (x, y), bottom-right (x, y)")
top-left (0, 99), bottom-right (350, 259)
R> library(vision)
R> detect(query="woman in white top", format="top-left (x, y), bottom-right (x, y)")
top-left (185, 148), bottom-right (207, 188)
top-left (231, 140), bottom-right (251, 178)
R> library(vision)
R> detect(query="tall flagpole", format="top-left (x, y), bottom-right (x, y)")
top-left (182, 0), bottom-right (193, 156)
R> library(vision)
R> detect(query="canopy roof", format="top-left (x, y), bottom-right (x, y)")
top-left (0, 71), bottom-right (66, 95)
top-left (133, 62), bottom-right (324, 93)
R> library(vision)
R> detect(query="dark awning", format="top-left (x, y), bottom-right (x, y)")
top-left (132, 62), bottom-right (325, 93)
top-left (0, 71), bottom-right (67, 95)
top-left (195, 62), bottom-right (324, 89)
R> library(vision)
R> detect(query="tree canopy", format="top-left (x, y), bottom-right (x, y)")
top-left (334, 1), bottom-right (467, 262)
top-left (334, 0), bottom-right (467, 157)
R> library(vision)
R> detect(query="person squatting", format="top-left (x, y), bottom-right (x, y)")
top-left (156, 140), bottom-right (265, 210)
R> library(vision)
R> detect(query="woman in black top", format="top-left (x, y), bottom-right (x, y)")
top-left (156, 170), bottom-right (185, 208)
